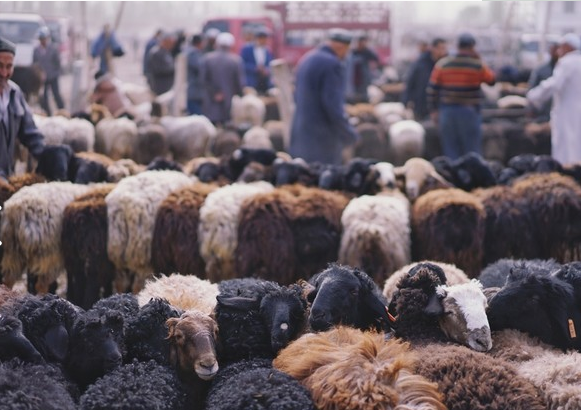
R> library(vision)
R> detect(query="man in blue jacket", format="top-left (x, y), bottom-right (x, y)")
top-left (240, 28), bottom-right (273, 94)
top-left (290, 29), bottom-right (360, 165)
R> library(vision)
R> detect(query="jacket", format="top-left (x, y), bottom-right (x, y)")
top-left (33, 43), bottom-right (61, 80)
top-left (186, 46), bottom-right (205, 101)
top-left (240, 43), bottom-right (273, 91)
top-left (401, 51), bottom-right (436, 120)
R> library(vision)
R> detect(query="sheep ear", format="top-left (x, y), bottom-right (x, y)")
top-left (217, 295), bottom-right (260, 311)
top-left (166, 318), bottom-right (179, 338)
top-left (424, 292), bottom-right (445, 316)
top-left (362, 292), bottom-right (392, 328)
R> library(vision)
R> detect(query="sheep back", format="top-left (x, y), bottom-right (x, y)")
top-left (95, 117), bottom-right (139, 160)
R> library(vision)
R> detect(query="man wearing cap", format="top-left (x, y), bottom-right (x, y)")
top-left (290, 28), bottom-right (360, 165)
top-left (527, 33), bottom-right (581, 166)
top-left (203, 28), bottom-right (221, 54)
top-left (147, 31), bottom-right (177, 96)
top-left (33, 27), bottom-right (65, 116)
top-left (427, 33), bottom-right (495, 160)
top-left (202, 32), bottom-right (244, 126)
top-left (240, 28), bottom-right (273, 95)
top-left (0, 37), bottom-right (45, 182)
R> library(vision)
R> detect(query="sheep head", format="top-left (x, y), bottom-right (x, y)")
top-left (0, 314), bottom-right (44, 363)
top-left (167, 310), bottom-right (219, 381)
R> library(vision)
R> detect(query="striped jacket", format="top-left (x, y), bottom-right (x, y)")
top-left (427, 52), bottom-right (495, 111)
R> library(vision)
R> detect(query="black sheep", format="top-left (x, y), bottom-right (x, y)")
top-left (215, 278), bottom-right (308, 364)
top-left (0, 314), bottom-right (44, 364)
top-left (146, 156), bottom-right (184, 172)
top-left (478, 258), bottom-right (561, 288)
top-left (273, 159), bottom-right (318, 187)
top-left (306, 264), bottom-right (393, 333)
top-left (91, 293), bottom-right (140, 326)
top-left (35, 144), bottom-right (109, 184)
top-left (227, 148), bottom-right (278, 181)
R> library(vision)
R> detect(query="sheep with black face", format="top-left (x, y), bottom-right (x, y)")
top-left (0, 314), bottom-right (44, 363)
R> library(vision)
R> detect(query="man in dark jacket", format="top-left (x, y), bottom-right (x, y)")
top-left (402, 38), bottom-right (448, 121)
top-left (33, 27), bottom-right (64, 116)
top-left (240, 28), bottom-right (273, 95)
top-left (186, 34), bottom-right (205, 115)
top-left (147, 31), bottom-right (176, 96)
top-left (346, 35), bottom-right (380, 103)
top-left (0, 37), bottom-right (45, 182)
top-left (289, 29), bottom-right (360, 165)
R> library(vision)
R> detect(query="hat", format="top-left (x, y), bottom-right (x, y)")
top-left (328, 28), bottom-right (353, 45)
top-left (205, 28), bottom-right (221, 39)
top-left (255, 27), bottom-right (271, 38)
top-left (458, 33), bottom-right (476, 48)
top-left (560, 32), bottom-right (580, 50)
top-left (38, 27), bottom-right (50, 39)
top-left (216, 32), bottom-right (235, 48)
top-left (0, 36), bottom-right (16, 55)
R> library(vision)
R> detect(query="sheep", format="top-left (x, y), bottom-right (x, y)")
top-left (236, 185), bottom-right (350, 285)
top-left (62, 183), bottom-right (117, 309)
top-left (352, 122), bottom-right (387, 161)
top-left (383, 260), bottom-right (470, 302)
top-left (92, 293), bottom-right (140, 326)
top-left (411, 188), bottom-right (486, 278)
top-left (488, 328), bottom-right (560, 363)
top-left (133, 123), bottom-right (169, 165)
top-left (215, 278), bottom-right (308, 364)
top-left (95, 116), bottom-right (139, 160)
top-left (273, 326), bottom-right (446, 410)
top-left (137, 274), bottom-right (218, 314)
top-left (151, 183), bottom-right (217, 277)
top-left (226, 147), bottom-right (278, 181)
top-left (33, 114), bottom-right (68, 145)
top-left (1, 181), bottom-right (92, 293)
top-left (64, 117), bottom-right (96, 153)
top-left (431, 152), bottom-right (497, 192)
top-left (199, 181), bottom-right (274, 281)
top-left (79, 359), bottom-right (188, 410)
top-left (231, 93), bottom-right (266, 127)
top-left (241, 125), bottom-right (273, 150)
top-left (387, 119), bottom-right (425, 166)
top-left (206, 362), bottom-right (316, 410)
top-left (478, 258), bottom-right (562, 289)
top-left (106, 171), bottom-right (194, 293)
top-left (374, 102), bottom-right (411, 133)
top-left (0, 359), bottom-right (77, 410)
top-left (0, 314), bottom-right (44, 364)
top-left (338, 190), bottom-right (411, 285)
top-left (304, 264), bottom-right (393, 333)
top-left (106, 158), bottom-right (147, 182)
top-left (35, 144), bottom-right (109, 184)
top-left (394, 157), bottom-right (452, 201)
top-left (210, 128), bottom-right (241, 158)
top-left (146, 156), bottom-right (183, 172)
top-left (263, 120), bottom-right (285, 151)
top-left (160, 115), bottom-right (217, 163)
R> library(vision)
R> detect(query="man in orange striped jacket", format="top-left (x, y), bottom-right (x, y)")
top-left (427, 33), bottom-right (495, 160)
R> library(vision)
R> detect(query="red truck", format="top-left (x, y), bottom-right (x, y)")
top-left (201, 1), bottom-right (391, 67)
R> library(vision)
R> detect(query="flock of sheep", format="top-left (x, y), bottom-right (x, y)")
top-left (0, 84), bottom-right (581, 410)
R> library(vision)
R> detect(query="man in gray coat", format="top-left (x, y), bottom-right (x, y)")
top-left (147, 32), bottom-right (176, 96)
top-left (0, 37), bottom-right (45, 182)
top-left (290, 29), bottom-right (359, 165)
top-left (33, 27), bottom-right (64, 116)
top-left (202, 32), bottom-right (244, 126)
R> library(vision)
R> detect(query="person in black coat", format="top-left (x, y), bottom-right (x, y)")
top-left (289, 29), bottom-right (360, 165)
top-left (402, 38), bottom-right (448, 121)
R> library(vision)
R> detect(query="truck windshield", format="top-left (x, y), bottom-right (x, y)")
top-left (0, 21), bottom-right (40, 43)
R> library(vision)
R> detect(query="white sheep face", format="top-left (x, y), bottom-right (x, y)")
top-left (436, 280), bottom-right (492, 352)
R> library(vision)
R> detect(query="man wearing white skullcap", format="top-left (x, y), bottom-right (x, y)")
top-left (527, 33), bottom-right (581, 165)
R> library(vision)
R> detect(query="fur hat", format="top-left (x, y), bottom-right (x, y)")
top-left (216, 32), bottom-right (235, 48)
top-left (328, 28), bottom-right (353, 45)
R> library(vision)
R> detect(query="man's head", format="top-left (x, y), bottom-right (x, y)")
top-left (0, 37), bottom-right (16, 90)
top-left (255, 28), bottom-right (270, 47)
top-left (558, 32), bottom-right (580, 57)
top-left (356, 35), bottom-right (369, 50)
top-left (216, 32), bottom-right (235, 50)
top-left (457, 33), bottom-right (476, 51)
top-left (431, 37), bottom-right (448, 61)
top-left (159, 31), bottom-right (177, 50)
top-left (38, 27), bottom-right (50, 45)
top-left (328, 28), bottom-right (353, 60)
top-left (191, 34), bottom-right (204, 49)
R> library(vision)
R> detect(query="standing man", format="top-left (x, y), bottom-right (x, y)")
top-left (240, 28), bottom-right (273, 95)
top-left (0, 37), bottom-right (45, 182)
top-left (289, 28), bottom-right (360, 165)
top-left (345, 35), bottom-right (380, 103)
top-left (143, 29), bottom-right (162, 80)
top-left (203, 28), bottom-right (220, 54)
top-left (186, 34), bottom-right (205, 115)
top-left (147, 32), bottom-right (177, 96)
top-left (33, 27), bottom-right (65, 116)
top-left (202, 32), bottom-right (244, 126)
top-left (427, 33), bottom-right (495, 160)
top-left (91, 24), bottom-right (124, 74)
top-left (402, 37), bottom-right (448, 121)
top-left (527, 43), bottom-right (559, 123)
top-left (527, 33), bottom-right (581, 165)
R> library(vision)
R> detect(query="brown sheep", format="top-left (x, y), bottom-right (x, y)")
top-left (273, 326), bottom-right (446, 410)
top-left (236, 184), bottom-right (350, 284)
top-left (61, 184), bottom-right (117, 309)
top-left (411, 188), bottom-right (486, 278)
top-left (151, 183), bottom-right (217, 277)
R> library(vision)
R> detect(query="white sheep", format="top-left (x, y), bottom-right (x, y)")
top-left (198, 181), bottom-right (274, 280)
top-left (33, 114), bottom-right (68, 145)
top-left (388, 120), bottom-right (426, 166)
top-left (64, 117), bottom-right (96, 153)
top-left (1, 181), bottom-right (92, 293)
top-left (159, 115), bottom-right (217, 163)
top-left (338, 189), bottom-right (411, 284)
top-left (137, 273), bottom-right (218, 315)
top-left (231, 93), bottom-right (266, 127)
top-left (106, 170), bottom-right (194, 293)
top-left (373, 102), bottom-right (412, 133)
top-left (95, 117), bottom-right (139, 160)
top-left (241, 126), bottom-right (273, 150)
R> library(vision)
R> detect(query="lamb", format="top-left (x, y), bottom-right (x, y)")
top-left (106, 170), bottom-right (194, 293)
top-left (338, 190), bottom-right (411, 285)
top-left (387, 119), bottom-right (425, 166)
top-left (137, 274), bottom-right (219, 314)
top-left (215, 278), bottom-right (308, 364)
top-left (236, 185), bottom-right (350, 285)
top-left (198, 181), bottom-right (274, 281)
top-left (394, 157), bottom-right (452, 201)
top-left (1, 181), bottom-right (92, 293)
top-left (79, 359), bottom-right (188, 410)
top-left (305, 264), bottom-right (393, 333)
top-left (478, 258), bottom-right (562, 289)
top-left (0, 314), bottom-right (44, 363)
top-left (159, 115), bottom-right (217, 163)
top-left (411, 188), bottom-right (486, 278)
top-left (273, 326), bottom-right (446, 410)
top-left (151, 183), bottom-right (217, 278)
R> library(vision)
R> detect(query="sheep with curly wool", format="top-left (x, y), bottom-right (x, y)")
top-left (273, 326), bottom-right (446, 410)
top-left (388, 120), bottom-right (425, 166)
top-left (79, 359), bottom-right (188, 410)
top-left (152, 183), bottom-right (217, 277)
top-left (394, 157), bottom-right (452, 201)
top-left (1, 181), bottom-right (92, 293)
top-left (478, 258), bottom-right (561, 289)
top-left (411, 188), bottom-right (486, 278)
top-left (338, 190), bottom-right (411, 285)
top-left (383, 260), bottom-right (470, 302)
top-left (160, 115), bottom-right (217, 163)
top-left (199, 181), bottom-right (274, 281)
top-left (62, 184), bottom-right (117, 309)
top-left (137, 274), bottom-right (219, 314)
top-left (231, 93), bottom-right (266, 127)
top-left (92, 293), bottom-right (140, 324)
top-left (0, 314), bottom-right (44, 363)
top-left (95, 116), bottom-right (139, 160)
top-left (236, 185), bottom-right (350, 284)
top-left (215, 277), bottom-right (308, 364)
top-left (106, 171), bottom-right (194, 293)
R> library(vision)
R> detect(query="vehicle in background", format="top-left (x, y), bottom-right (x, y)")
top-left (42, 15), bottom-right (75, 73)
